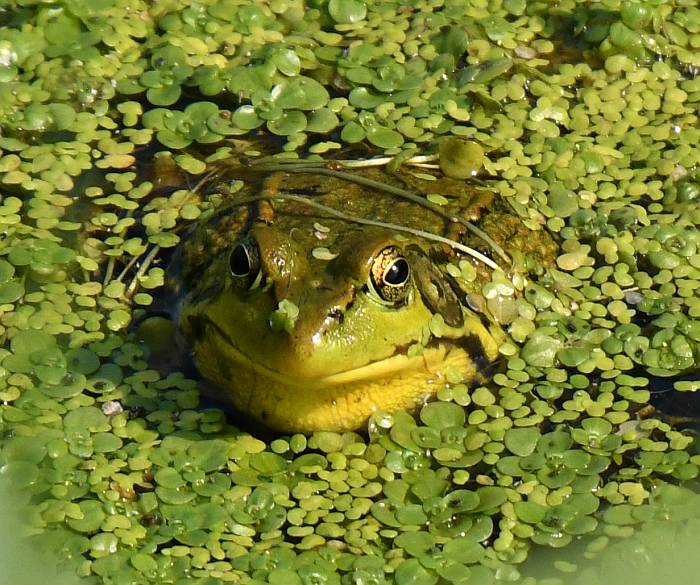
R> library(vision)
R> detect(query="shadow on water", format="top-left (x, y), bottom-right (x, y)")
top-left (521, 492), bottom-right (700, 585)
top-left (0, 475), bottom-right (96, 585)
top-left (649, 369), bottom-right (700, 439)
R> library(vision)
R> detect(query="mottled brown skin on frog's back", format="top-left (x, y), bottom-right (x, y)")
top-left (176, 167), bottom-right (555, 433)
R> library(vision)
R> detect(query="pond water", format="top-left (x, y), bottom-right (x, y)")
top-left (0, 1), bottom-right (699, 584)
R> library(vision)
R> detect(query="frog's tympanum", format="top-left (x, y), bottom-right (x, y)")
top-left (175, 166), bottom-right (554, 433)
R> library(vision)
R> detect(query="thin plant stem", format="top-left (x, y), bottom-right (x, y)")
top-left (125, 245), bottom-right (161, 300)
top-left (243, 160), bottom-right (511, 264)
top-left (212, 192), bottom-right (503, 272)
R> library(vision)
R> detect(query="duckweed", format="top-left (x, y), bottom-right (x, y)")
top-left (1, 0), bottom-right (700, 584)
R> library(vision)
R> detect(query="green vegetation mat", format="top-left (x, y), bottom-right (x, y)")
top-left (0, 0), bottom-right (699, 584)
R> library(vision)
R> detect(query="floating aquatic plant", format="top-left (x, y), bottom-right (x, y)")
top-left (0, 0), bottom-right (699, 584)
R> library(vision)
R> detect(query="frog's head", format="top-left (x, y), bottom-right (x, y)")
top-left (179, 211), bottom-right (501, 432)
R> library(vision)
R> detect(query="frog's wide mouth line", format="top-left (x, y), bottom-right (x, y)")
top-left (189, 315), bottom-right (467, 387)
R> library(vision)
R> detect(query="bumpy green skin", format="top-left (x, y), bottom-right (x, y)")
top-left (175, 167), bottom-right (555, 431)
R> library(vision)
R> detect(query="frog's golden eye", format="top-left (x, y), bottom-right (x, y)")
top-left (368, 246), bottom-right (411, 304)
top-left (229, 239), bottom-right (263, 289)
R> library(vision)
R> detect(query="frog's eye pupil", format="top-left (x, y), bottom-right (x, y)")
top-left (384, 258), bottom-right (409, 286)
top-left (230, 243), bottom-right (251, 276)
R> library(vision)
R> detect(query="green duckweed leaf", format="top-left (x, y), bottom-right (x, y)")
top-left (349, 87), bottom-right (385, 109)
top-left (395, 531), bottom-right (434, 557)
top-left (538, 431), bottom-right (573, 454)
top-left (340, 121), bottom-right (366, 142)
top-left (443, 537), bottom-right (485, 564)
top-left (548, 185), bottom-right (579, 217)
top-left (67, 500), bottom-right (106, 533)
top-left (65, 348), bottom-right (101, 375)
top-left (270, 299), bottom-right (299, 333)
top-left (250, 451), bottom-right (287, 474)
top-left (420, 402), bottom-right (466, 429)
top-left (0, 260), bottom-right (15, 282)
top-left (268, 110), bottom-right (307, 136)
top-left (514, 501), bottom-right (548, 524)
top-left (474, 487), bottom-right (508, 513)
top-left (328, 0), bottom-right (367, 24)
top-left (0, 279), bottom-right (23, 303)
top-left (521, 332), bottom-right (563, 367)
top-left (271, 76), bottom-right (330, 111)
top-left (366, 126), bottom-right (404, 149)
top-left (439, 138), bottom-right (484, 179)
top-left (90, 533), bottom-right (119, 557)
top-left (307, 108), bottom-right (340, 133)
top-left (147, 85), bottom-right (181, 107)
top-left (504, 427), bottom-right (540, 457)
top-left (10, 330), bottom-right (56, 355)
top-left (64, 406), bottom-right (109, 432)
top-left (411, 475), bottom-right (449, 501)
top-left (188, 440), bottom-right (230, 472)
top-left (395, 558), bottom-right (437, 585)
top-left (442, 490), bottom-right (479, 513)
top-left (92, 433), bottom-right (123, 453)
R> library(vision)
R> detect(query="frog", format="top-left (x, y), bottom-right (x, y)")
top-left (173, 164), bottom-right (556, 433)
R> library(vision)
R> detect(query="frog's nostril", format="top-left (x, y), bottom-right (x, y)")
top-left (328, 308), bottom-right (344, 324)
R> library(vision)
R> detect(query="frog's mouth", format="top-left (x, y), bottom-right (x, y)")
top-left (188, 315), bottom-right (469, 386)
top-left (185, 314), bottom-right (498, 432)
